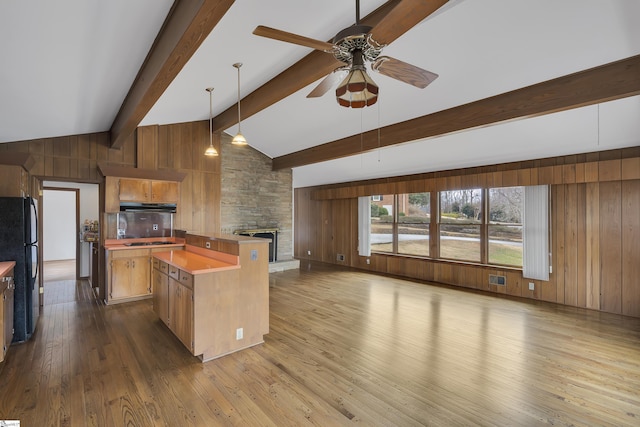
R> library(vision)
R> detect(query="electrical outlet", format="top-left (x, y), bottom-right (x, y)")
top-left (205, 241), bottom-right (211, 249)
top-left (307, 250), bottom-right (311, 256)
top-left (529, 282), bottom-right (535, 291)
top-left (236, 328), bottom-right (243, 340)
top-left (366, 258), bottom-right (370, 265)
top-left (152, 224), bottom-right (159, 231)
top-left (337, 254), bottom-right (345, 261)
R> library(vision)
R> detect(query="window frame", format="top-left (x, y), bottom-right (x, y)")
top-left (365, 186), bottom-right (530, 271)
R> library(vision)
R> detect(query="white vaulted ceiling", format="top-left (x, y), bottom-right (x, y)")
top-left (1, 0), bottom-right (639, 188)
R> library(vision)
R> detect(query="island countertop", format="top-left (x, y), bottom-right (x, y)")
top-left (0, 261), bottom-right (16, 278)
top-left (153, 249), bottom-right (240, 275)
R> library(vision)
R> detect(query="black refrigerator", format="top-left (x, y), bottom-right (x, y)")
top-left (0, 196), bottom-right (39, 342)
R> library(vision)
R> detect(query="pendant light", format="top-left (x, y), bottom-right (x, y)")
top-left (231, 62), bottom-right (248, 146)
top-left (204, 87), bottom-right (219, 156)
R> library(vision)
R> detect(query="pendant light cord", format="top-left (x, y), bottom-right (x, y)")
top-left (209, 89), bottom-right (213, 138)
top-left (236, 63), bottom-right (242, 133)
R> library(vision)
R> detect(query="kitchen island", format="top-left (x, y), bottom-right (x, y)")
top-left (152, 233), bottom-right (270, 362)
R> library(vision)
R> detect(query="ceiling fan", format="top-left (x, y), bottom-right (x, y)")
top-left (253, 0), bottom-right (439, 108)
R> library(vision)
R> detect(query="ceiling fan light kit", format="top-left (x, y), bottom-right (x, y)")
top-left (204, 87), bottom-right (219, 157)
top-left (335, 51), bottom-right (379, 108)
top-left (232, 62), bottom-right (248, 146)
top-left (253, 0), bottom-right (438, 109)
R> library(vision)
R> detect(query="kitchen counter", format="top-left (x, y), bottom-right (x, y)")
top-left (104, 237), bottom-right (185, 251)
top-left (153, 248), bottom-right (240, 274)
top-left (0, 261), bottom-right (16, 278)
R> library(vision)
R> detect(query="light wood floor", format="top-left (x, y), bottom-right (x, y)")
top-left (1, 262), bottom-right (639, 426)
top-left (43, 259), bottom-right (76, 282)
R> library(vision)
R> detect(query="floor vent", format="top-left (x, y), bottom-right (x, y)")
top-left (489, 274), bottom-right (506, 286)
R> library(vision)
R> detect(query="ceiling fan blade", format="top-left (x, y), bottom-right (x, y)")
top-left (369, 0), bottom-right (449, 45)
top-left (372, 56), bottom-right (438, 89)
top-left (306, 69), bottom-right (347, 98)
top-left (253, 25), bottom-right (335, 52)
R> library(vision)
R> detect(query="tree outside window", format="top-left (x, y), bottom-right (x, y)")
top-left (398, 193), bottom-right (430, 257)
top-left (439, 189), bottom-right (482, 262)
top-left (488, 186), bottom-right (523, 266)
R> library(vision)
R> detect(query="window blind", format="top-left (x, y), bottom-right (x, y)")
top-left (523, 185), bottom-right (550, 280)
top-left (358, 196), bottom-right (371, 257)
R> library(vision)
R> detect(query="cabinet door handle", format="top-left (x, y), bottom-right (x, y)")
top-left (132, 260), bottom-right (136, 268)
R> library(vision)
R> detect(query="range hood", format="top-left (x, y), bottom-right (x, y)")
top-left (119, 202), bottom-right (177, 213)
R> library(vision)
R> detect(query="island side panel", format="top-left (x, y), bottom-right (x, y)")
top-left (193, 269), bottom-right (240, 358)
top-left (237, 241), bottom-right (270, 337)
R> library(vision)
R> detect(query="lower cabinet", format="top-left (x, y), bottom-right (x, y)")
top-left (169, 277), bottom-right (193, 351)
top-left (153, 260), bottom-right (193, 351)
top-left (106, 248), bottom-right (152, 303)
top-left (152, 263), bottom-right (169, 324)
top-left (0, 269), bottom-right (15, 362)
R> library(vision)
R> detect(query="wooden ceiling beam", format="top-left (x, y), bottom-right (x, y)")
top-left (272, 54), bottom-right (640, 170)
top-left (110, 0), bottom-right (235, 149)
top-left (212, 0), bottom-right (449, 133)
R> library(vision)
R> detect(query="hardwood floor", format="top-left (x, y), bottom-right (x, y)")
top-left (43, 259), bottom-right (76, 282)
top-left (1, 261), bottom-right (639, 426)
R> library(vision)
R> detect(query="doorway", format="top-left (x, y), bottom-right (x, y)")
top-left (39, 181), bottom-right (100, 307)
top-left (42, 188), bottom-right (79, 281)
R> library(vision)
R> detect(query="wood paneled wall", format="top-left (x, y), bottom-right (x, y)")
top-left (0, 132), bottom-right (135, 182)
top-left (155, 121), bottom-right (221, 234)
top-left (1, 120), bottom-right (220, 234)
top-left (294, 148), bottom-right (640, 318)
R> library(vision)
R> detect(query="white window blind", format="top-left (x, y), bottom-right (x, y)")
top-left (358, 196), bottom-right (371, 257)
top-left (523, 185), bottom-right (550, 281)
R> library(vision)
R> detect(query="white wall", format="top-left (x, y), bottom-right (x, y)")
top-left (43, 189), bottom-right (76, 261)
top-left (43, 181), bottom-right (99, 276)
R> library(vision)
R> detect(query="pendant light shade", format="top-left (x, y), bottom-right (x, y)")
top-left (204, 88), bottom-right (219, 156)
top-left (232, 62), bottom-right (248, 146)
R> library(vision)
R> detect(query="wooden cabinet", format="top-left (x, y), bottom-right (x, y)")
top-left (119, 178), bottom-right (150, 202)
top-left (152, 260), bottom-right (169, 324)
top-left (0, 269), bottom-right (15, 362)
top-left (105, 177), bottom-right (180, 212)
top-left (151, 181), bottom-right (179, 203)
top-left (106, 248), bottom-right (151, 303)
top-left (169, 277), bottom-right (193, 351)
top-left (0, 165), bottom-right (29, 197)
top-left (153, 260), bottom-right (193, 351)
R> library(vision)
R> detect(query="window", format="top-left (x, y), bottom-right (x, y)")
top-left (359, 185), bottom-right (546, 271)
top-left (398, 193), bottom-right (430, 257)
top-left (488, 187), bottom-right (523, 266)
top-left (370, 194), bottom-right (394, 253)
top-left (439, 189), bottom-right (482, 262)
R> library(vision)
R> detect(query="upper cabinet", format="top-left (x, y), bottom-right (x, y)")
top-left (119, 179), bottom-right (179, 203)
top-left (0, 153), bottom-right (36, 198)
top-left (105, 177), bottom-right (180, 211)
top-left (118, 178), bottom-right (151, 202)
top-left (0, 165), bottom-right (29, 197)
top-left (151, 180), bottom-right (179, 203)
